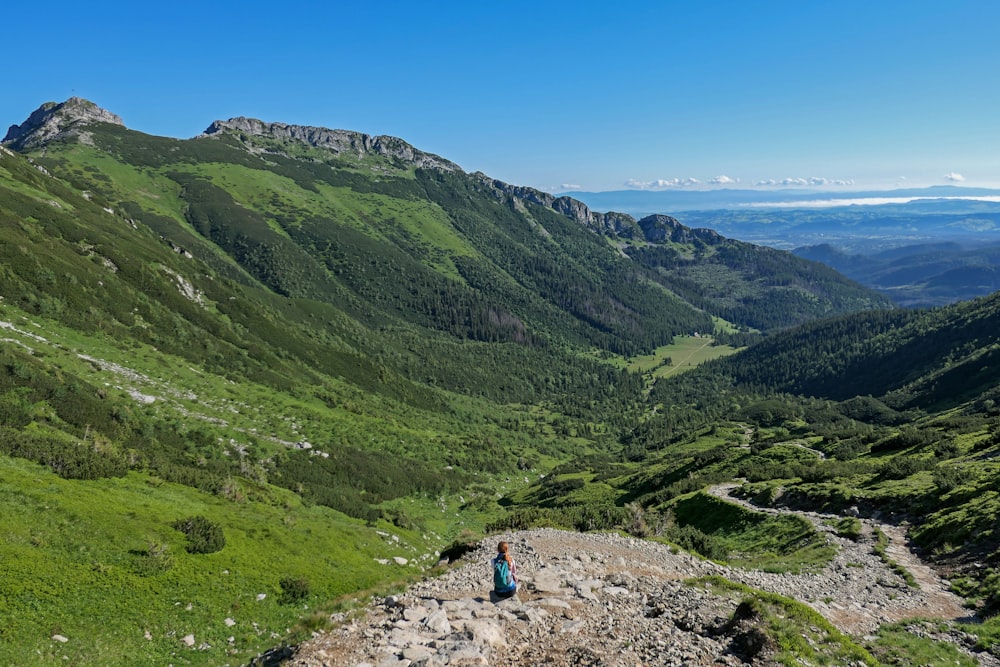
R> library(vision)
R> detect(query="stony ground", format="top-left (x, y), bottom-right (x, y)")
top-left (286, 487), bottom-right (994, 667)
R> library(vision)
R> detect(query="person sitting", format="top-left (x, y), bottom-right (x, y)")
top-left (492, 541), bottom-right (518, 599)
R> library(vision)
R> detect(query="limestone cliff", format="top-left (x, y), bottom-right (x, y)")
top-left (3, 97), bottom-right (124, 150)
top-left (639, 213), bottom-right (724, 244)
top-left (473, 173), bottom-right (643, 239)
top-left (202, 116), bottom-right (461, 172)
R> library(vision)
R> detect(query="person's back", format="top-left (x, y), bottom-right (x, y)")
top-left (492, 541), bottom-right (517, 598)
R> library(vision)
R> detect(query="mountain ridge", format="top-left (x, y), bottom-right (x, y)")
top-left (0, 98), bottom-right (822, 266)
top-left (2, 99), bottom-right (669, 246)
top-left (202, 115), bottom-right (462, 172)
top-left (4, 97), bottom-right (892, 342)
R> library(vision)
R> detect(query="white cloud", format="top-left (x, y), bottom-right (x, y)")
top-left (709, 175), bottom-right (739, 185)
top-left (560, 183), bottom-right (581, 190)
top-left (625, 177), bottom-right (701, 190)
top-left (809, 177), bottom-right (855, 186)
top-left (945, 172), bottom-right (966, 182)
top-left (754, 177), bottom-right (854, 187)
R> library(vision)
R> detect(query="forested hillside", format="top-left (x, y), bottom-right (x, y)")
top-left (4, 98), bottom-right (999, 665)
top-left (795, 241), bottom-right (1000, 307)
top-left (703, 291), bottom-right (1000, 410)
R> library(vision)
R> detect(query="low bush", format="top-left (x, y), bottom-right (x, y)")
top-left (933, 465), bottom-right (973, 494)
top-left (172, 515), bottom-right (226, 554)
top-left (879, 456), bottom-right (932, 480)
top-left (831, 517), bottom-right (862, 541)
top-left (278, 576), bottom-right (310, 605)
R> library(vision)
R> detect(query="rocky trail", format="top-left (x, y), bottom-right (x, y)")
top-left (703, 483), bottom-right (972, 634)
top-left (286, 487), bottom-right (994, 666)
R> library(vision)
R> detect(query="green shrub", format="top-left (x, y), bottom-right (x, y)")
top-left (933, 465), bottom-right (972, 494)
top-left (981, 569), bottom-right (1000, 617)
top-left (278, 576), bottom-right (310, 605)
top-left (879, 456), bottom-right (932, 480)
top-left (667, 524), bottom-right (729, 561)
top-left (172, 515), bottom-right (226, 554)
top-left (831, 517), bottom-right (862, 541)
top-left (0, 428), bottom-right (127, 480)
top-left (132, 541), bottom-right (175, 576)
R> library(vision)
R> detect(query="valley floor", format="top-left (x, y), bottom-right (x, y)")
top-left (287, 489), bottom-right (994, 666)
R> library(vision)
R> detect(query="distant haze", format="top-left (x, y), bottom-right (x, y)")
top-left (564, 186), bottom-right (1000, 218)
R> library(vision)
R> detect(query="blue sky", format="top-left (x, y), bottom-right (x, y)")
top-left (4, 1), bottom-right (999, 193)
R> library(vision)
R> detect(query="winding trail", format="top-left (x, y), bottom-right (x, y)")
top-left (705, 482), bottom-right (972, 633)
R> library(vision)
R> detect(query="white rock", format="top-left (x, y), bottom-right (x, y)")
top-left (402, 606), bottom-right (428, 622)
top-left (181, 634), bottom-right (195, 647)
top-left (423, 609), bottom-right (451, 635)
top-left (461, 619), bottom-right (505, 647)
top-left (51, 634), bottom-right (69, 643)
top-left (530, 570), bottom-right (564, 593)
top-left (402, 644), bottom-right (434, 661)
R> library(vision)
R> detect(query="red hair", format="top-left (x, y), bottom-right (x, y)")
top-left (497, 541), bottom-right (513, 569)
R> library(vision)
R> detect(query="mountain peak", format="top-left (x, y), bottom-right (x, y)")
top-left (3, 97), bottom-right (124, 150)
top-left (202, 116), bottom-right (461, 172)
top-left (638, 213), bottom-right (722, 244)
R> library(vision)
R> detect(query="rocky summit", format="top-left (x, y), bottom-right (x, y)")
top-left (3, 97), bottom-right (124, 150)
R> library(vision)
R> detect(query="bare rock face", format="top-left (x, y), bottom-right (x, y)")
top-left (639, 213), bottom-right (723, 244)
top-left (3, 97), bottom-right (124, 150)
top-left (474, 173), bottom-right (643, 238)
top-left (202, 117), bottom-right (461, 172)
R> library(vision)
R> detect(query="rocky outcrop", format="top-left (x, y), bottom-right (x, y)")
top-left (202, 117), bottom-right (461, 172)
top-left (3, 97), bottom-right (124, 150)
top-left (288, 529), bottom-right (755, 666)
top-left (287, 490), bottom-right (984, 666)
top-left (473, 174), bottom-right (642, 239)
top-left (639, 214), bottom-right (724, 245)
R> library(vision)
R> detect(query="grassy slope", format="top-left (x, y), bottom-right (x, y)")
top-left (0, 143), bottom-right (605, 663)
top-left (0, 456), bottom-right (424, 666)
top-left (0, 297), bottom-right (547, 665)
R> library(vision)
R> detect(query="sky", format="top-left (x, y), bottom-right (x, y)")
top-left (4, 1), bottom-right (1000, 194)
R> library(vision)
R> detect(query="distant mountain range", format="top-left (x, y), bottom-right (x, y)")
top-left (566, 186), bottom-right (1000, 306)
top-left (793, 242), bottom-right (1000, 307)
top-left (563, 185), bottom-right (1000, 217)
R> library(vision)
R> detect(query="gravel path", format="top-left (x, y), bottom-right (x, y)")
top-left (704, 483), bottom-right (973, 634)
top-left (286, 488), bottom-right (993, 666)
